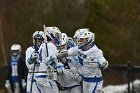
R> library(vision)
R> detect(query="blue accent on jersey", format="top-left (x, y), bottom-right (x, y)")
top-left (72, 56), bottom-right (79, 63)
top-left (83, 76), bottom-right (103, 82)
top-left (78, 51), bottom-right (88, 66)
top-left (56, 65), bottom-right (63, 69)
top-left (62, 85), bottom-right (81, 90)
top-left (39, 49), bottom-right (42, 62)
top-left (12, 76), bottom-right (19, 83)
top-left (64, 62), bottom-right (70, 69)
top-left (78, 56), bottom-right (83, 66)
top-left (82, 74), bottom-right (102, 93)
top-left (92, 81), bottom-right (99, 93)
top-left (49, 81), bottom-right (53, 89)
top-left (34, 79), bottom-right (41, 93)
top-left (10, 61), bottom-right (18, 65)
top-left (11, 57), bottom-right (19, 83)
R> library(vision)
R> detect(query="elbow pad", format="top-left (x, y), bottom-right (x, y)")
top-left (56, 50), bottom-right (68, 59)
top-left (100, 61), bottom-right (108, 70)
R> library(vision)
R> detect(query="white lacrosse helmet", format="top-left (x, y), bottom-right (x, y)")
top-left (32, 31), bottom-right (45, 46)
top-left (11, 44), bottom-right (21, 52)
top-left (77, 30), bottom-right (95, 49)
top-left (73, 28), bottom-right (90, 44)
top-left (11, 44), bottom-right (21, 57)
top-left (73, 28), bottom-right (90, 39)
top-left (44, 26), bottom-right (61, 45)
top-left (59, 33), bottom-right (68, 46)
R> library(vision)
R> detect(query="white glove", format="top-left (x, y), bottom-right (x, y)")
top-left (45, 55), bottom-right (58, 65)
top-left (5, 80), bottom-right (13, 93)
top-left (5, 80), bottom-right (10, 89)
top-left (56, 63), bottom-right (64, 75)
top-left (56, 50), bottom-right (68, 59)
top-left (30, 51), bottom-right (39, 63)
top-left (22, 79), bottom-right (26, 89)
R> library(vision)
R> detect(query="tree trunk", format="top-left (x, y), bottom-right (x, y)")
top-left (0, 15), bottom-right (7, 65)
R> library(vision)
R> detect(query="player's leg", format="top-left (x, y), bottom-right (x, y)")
top-left (26, 79), bottom-right (41, 93)
top-left (70, 86), bottom-right (82, 93)
top-left (83, 81), bottom-right (103, 93)
top-left (60, 89), bottom-right (68, 93)
top-left (37, 80), bottom-right (59, 93)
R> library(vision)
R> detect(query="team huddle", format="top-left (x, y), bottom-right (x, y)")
top-left (26, 26), bottom-right (108, 93)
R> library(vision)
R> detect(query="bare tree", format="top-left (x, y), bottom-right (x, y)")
top-left (0, 14), bottom-right (7, 65)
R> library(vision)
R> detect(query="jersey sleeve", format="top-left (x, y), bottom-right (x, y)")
top-left (42, 42), bottom-right (58, 65)
top-left (25, 47), bottom-right (34, 69)
top-left (96, 49), bottom-right (108, 70)
top-left (68, 46), bottom-right (78, 56)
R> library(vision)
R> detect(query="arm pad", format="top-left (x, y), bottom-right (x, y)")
top-left (100, 61), bottom-right (108, 70)
top-left (56, 50), bottom-right (68, 59)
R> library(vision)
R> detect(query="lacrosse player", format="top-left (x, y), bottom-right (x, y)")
top-left (34, 26), bottom-right (62, 93)
top-left (55, 33), bottom-right (82, 93)
top-left (5, 44), bottom-right (27, 93)
top-left (56, 28), bottom-right (108, 93)
top-left (26, 31), bottom-right (45, 93)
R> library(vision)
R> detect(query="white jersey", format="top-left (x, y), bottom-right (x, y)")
top-left (68, 45), bottom-right (107, 78)
top-left (25, 46), bottom-right (42, 93)
top-left (26, 46), bottom-right (41, 78)
top-left (37, 42), bottom-right (58, 80)
top-left (68, 45), bottom-right (108, 93)
top-left (41, 42), bottom-right (59, 62)
top-left (34, 42), bottom-right (59, 93)
top-left (58, 56), bottom-right (81, 88)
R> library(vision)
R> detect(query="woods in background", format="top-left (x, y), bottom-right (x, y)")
top-left (0, 0), bottom-right (140, 65)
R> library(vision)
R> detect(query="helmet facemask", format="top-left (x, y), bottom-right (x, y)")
top-left (76, 31), bottom-right (95, 50)
top-left (74, 28), bottom-right (90, 46)
top-left (77, 38), bottom-right (89, 49)
top-left (33, 31), bottom-right (45, 48)
top-left (10, 44), bottom-right (21, 59)
top-left (11, 50), bottom-right (20, 58)
top-left (33, 34), bottom-right (44, 48)
top-left (77, 38), bottom-right (88, 46)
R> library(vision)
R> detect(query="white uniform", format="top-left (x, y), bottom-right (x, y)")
top-left (26, 46), bottom-right (41, 93)
top-left (35, 42), bottom-right (59, 93)
top-left (58, 56), bottom-right (82, 93)
top-left (68, 45), bottom-right (108, 93)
